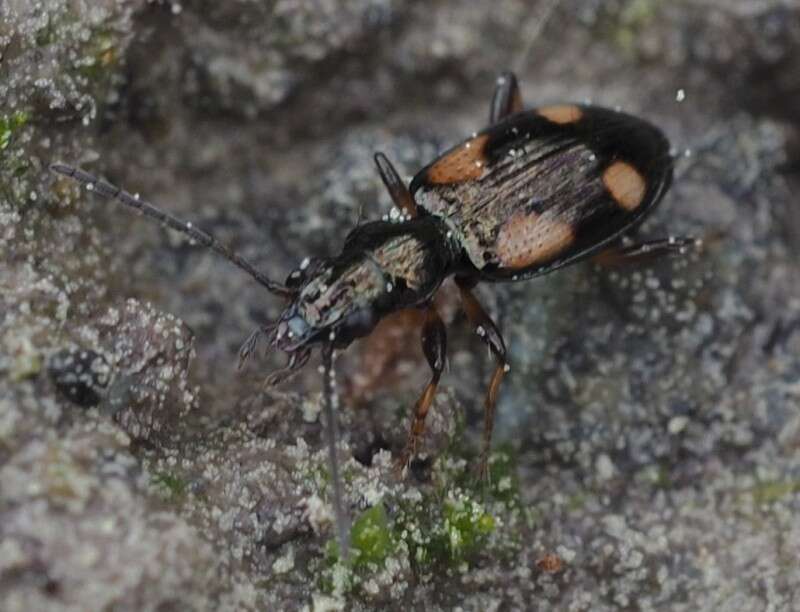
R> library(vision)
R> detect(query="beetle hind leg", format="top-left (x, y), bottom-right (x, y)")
top-left (397, 305), bottom-right (447, 473)
top-left (456, 278), bottom-right (509, 481)
top-left (489, 71), bottom-right (524, 124)
top-left (592, 236), bottom-right (701, 267)
top-left (374, 152), bottom-right (418, 219)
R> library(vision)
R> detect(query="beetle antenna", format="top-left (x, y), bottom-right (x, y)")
top-left (512, 0), bottom-right (561, 74)
top-left (321, 344), bottom-right (350, 561)
top-left (50, 163), bottom-right (293, 298)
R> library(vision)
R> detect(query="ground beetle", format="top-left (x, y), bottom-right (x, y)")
top-left (51, 71), bottom-right (697, 556)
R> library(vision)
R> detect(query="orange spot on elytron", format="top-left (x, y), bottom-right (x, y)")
top-left (537, 105), bottom-right (583, 124)
top-left (496, 211), bottom-right (575, 269)
top-left (603, 161), bottom-right (646, 211)
top-left (426, 134), bottom-right (490, 184)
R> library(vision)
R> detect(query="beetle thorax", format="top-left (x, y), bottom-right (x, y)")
top-left (277, 219), bottom-right (457, 350)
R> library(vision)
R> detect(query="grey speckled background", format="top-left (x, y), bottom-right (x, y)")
top-left (3, 0), bottom-right (800, 610)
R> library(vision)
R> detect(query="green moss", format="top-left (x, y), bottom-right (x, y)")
top-left (320, 432), bottom-right (517, 595)
top-left (151, 471), bottom-right (188, 501)
top-left (322, 487), bottom-right (499, 597)
top-left (397, 490), bottom-right (498, 569)
top-left (326, 503), bottom-right (395, 569)
top-left (747, 481), bottom-right (800, 506)
top-left (321, 503), bottom-right (394, 595)
top-left (441, 447), bottom-right (521, 514)
top-left (438, 497), bottom-right (495, 561)
top-left (485, 449), bottom-right (521, 505)
top-left (392, 441), bottom-right (513, 569)
top-left (351, 504), bottom-right (395, 567)
top-left (0, 111), bottom-right (30, 151)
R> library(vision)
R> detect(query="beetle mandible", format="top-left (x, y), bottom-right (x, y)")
top-left (51, 70), bottom-right (696, 551)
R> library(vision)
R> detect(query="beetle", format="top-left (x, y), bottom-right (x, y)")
top-left (51, 70), bottom-right (696, 554)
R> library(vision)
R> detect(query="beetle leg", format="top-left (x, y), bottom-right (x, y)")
top-left (397, 305), bottom-right (447, 472)
top-left (455, 278), bottom-right (509, 481)
top-left (593, 236), bottom-right (701, 267)
top-left (321, 344), bottom-right (350, 560)
top-left (489, 71), bottom-right (524, 124)
top-left (374, 152), bottom-right (418, 218)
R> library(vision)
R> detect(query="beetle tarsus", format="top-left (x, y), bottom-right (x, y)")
top-left (477, 363), bottom-right (507, 483)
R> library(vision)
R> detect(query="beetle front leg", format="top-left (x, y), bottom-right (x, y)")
top-left (455, 278), bottom-right (509, 481)
top-left (321, 344), bottom-right (350, 560)
top-left (489, 71), bottom-right (524, 124)
top-left (397, 305), bottom-right (447, 473)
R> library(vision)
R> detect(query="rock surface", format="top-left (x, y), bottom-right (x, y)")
top-left (2, 0), bottom-right (800, 610)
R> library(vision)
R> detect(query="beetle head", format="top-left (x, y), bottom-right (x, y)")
top-left (270, 251), bottom-right (388, 356)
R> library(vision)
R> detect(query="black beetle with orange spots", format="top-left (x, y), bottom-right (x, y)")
top-left (50, 70), bottom-right (698, 556)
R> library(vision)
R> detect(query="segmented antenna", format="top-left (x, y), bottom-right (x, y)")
top-left (49, 164), bottom-right (293, 298)
top-left (322, 345), bottom-right (350, 561)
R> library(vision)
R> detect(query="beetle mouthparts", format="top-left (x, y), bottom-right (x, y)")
top-left (264, 348), bottom-right (312, 387)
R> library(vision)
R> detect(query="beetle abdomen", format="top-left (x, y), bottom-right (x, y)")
top-left (411, 105), bottom-right (673, 281)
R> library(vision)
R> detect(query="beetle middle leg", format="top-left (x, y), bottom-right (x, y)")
top-left (397, 305), bottom-right (447, 472)
top-left (455, 277), bottom-right (509, 481)
top-left (489, 71), bottom-right (524, 124)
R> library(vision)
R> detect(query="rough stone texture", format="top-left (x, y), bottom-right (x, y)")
top-left (3, 0), bottom-right (800, 610)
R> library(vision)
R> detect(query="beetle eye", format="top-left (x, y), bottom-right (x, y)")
top-left (285, 257), bottom-right (323, 289)
top-left (285, 269), bottom-right (305, 289)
